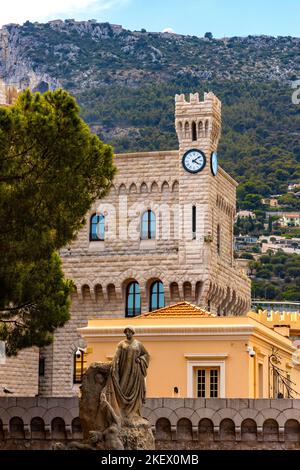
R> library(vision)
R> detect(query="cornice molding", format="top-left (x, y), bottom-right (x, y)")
top-left (79, 323), bottom-right (296, 354)
top-left (184, 353), bottom-right (228, 359)
top-left (79, 324), bottom-right (255, 337)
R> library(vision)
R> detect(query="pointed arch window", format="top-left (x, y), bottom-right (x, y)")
top-left (205, 120), bottom-right (209, 137)
top-left (150, 281), bottom-right (165, 311)
top-left (184, 122), bottom-right (189, 139)
top-left (141, 210), bottom-right (156, 240)
top-left (126, 281), bottom-right (141, 317)
top-left (198, 121), bottom-right (203, 137)
top-left (90, 213), bottom-right (105, 241)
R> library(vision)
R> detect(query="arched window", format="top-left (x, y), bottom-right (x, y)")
top-left (72, 417), bottom-right (82, 439)
top-left (178, 121), bottom-right (183, 139)
top-left (126, 282), bottom-right (141, 317)
top-left (10, 417), bottom-right (25, 439)
top-left (31, 417), bottom-right (46, 439)
top-left (150, 281), bottom-right (164, 311)
top-left (205, 120), bottom-right (209, 136)
top-left (192, 121), bottom-right (197, 141)
top-left (141, 210), bottom-right (156, 240)
top-left (184, 121), bottom-right (189, 139)
top-left (198, 121), bottom-right (203, 137)
top-left (51, 417), bottom-right (66, 440)
top-left (73, 349), bottom-right (87, 384)
top-left (90, 213), bottom-right (105, 241)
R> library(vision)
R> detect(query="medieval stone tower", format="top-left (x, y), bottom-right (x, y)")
top-left (175, 92), bottom-right (240, 313)
top-left (175, 91), bottom-right (221, 154)
top-left (0, 92), bottom-right (251, 397)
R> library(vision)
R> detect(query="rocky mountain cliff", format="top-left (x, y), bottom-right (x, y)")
top-left (0, 19), bottom-right (299, 93)
top-left (0, 20), bottom-right (300, 207)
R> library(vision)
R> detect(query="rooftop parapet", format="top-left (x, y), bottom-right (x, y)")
top-left (175, 91), bottom-right (221, 112)
top-left (248, 310), bottom-right (300, 330)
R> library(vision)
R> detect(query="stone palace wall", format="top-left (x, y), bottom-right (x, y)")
top-left (0, 397), bottom-right (300, 450)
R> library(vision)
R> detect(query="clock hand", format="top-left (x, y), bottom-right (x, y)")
top-left (192, 156), bottom-right (202, 165)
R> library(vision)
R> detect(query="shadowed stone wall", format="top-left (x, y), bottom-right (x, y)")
top-left (0, 398), bottom-right (300, 450)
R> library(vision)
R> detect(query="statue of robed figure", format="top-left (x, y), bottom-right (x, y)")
top-left (109, 326), bottom-right (150, 420)
top-left (77, 326), bottom-right (154, 450)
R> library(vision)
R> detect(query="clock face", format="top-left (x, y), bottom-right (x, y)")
top-left (211, 151), bottom-right (218, 176)
top-left (182, 149), bottom-right (206, 174)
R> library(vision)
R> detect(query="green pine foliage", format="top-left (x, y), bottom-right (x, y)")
top-left (0, 89), bottom-right (116, 354)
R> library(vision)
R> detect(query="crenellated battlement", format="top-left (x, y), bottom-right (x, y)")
top-left (175, 91), bottom-right (221, 111)
top-left (248, 310), bottom-right (300, 338)
top-left (175, 91), bottom-right (221, 150)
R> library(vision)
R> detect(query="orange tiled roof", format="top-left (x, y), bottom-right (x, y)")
top-left (137, 301), bottom-right (214, 318)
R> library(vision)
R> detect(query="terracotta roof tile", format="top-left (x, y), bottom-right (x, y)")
top-left (137, 301), bottom-right (214, 318)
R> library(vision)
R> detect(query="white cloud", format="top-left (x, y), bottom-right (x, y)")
top-left (0, 0), bottom-right (128, 27)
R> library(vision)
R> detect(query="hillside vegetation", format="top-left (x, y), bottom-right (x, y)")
top-left (1, 21), bottom-right (300, 206)
top-left (77, 81), bottom-right (300, 208)
top-left (251, 251), bottom-right (300, 301)
top-left (1, 20), bottom-right (300, 301)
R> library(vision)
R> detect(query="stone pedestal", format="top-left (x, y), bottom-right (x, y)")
top-left (120, 419), bottom-right (155, 450)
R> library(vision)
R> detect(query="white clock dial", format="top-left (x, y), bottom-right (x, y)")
top-left (182, 149), bottom-right (206, 174)
top-left (211, 151), bottom-right (218, 176)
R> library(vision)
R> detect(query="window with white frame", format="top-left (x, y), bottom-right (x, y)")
top-left (186, 356), bottom-right (226, 398)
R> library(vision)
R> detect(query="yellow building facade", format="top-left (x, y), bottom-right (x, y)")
top-left (79, 303), bottom-right (300, 400)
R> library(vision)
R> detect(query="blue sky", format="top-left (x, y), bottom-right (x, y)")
top-left (1, 0), bottom-right (300, 37)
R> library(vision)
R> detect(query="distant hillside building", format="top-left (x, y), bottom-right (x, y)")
top-left (0, 92), bottom-right (251, 397)
top-left (236, 210), bottom-right (256, 219)
top-left (234, 235), bottom-right (259, 252)
top-left (261, 197), bottom-right (279, 207)
top-left (288, 183), bottom-right (300, 191)
top-left (279, 213), bottom-right (300, 227)
top-left (251, 300), bottom-right (300, 314)
top-left (260, 235), bottom-right (300, 255)
top-left (0, 79), bottom-right (18, 105)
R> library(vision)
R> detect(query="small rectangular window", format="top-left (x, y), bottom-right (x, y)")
top-left (192, 206), bottom-right (196, 239)
top-left (39, 358), bottom-right (45, 377)
top-left (217, 224), bottom-right (221, 254)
